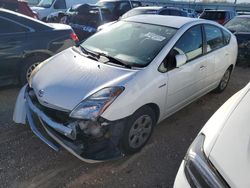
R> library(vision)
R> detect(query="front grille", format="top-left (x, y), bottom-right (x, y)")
top-left (27, 87), bottom-right (72, 124)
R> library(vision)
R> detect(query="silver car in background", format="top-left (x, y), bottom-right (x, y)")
top-left (13, 15), bottom-right (237, 163)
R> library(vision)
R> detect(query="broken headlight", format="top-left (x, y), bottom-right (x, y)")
top-left (70, 87), bottom-right (124, 120)
top-left (184, 134), bottom-right (229, 188)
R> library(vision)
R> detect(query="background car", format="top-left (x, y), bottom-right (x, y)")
top-left (174, 82), bottom-right (250, 188)
top-left (63, 4), bottom-right (114, 41)
top-left (0, 0), bottom-right (38, 18)
top-left (14, 15), bottom-right (237, 163)
top-left (31, 0), bottom-right (98, 21)
top-left (199, 10), bottom-right (236, 24)
top-left (0, 9), bottom-right (78, 86)
top-left (97, 6), bottom-right (189, 31)
top-left (96, 0), bottom-right (142, 20)
top-left (182, 8), bottom-right (197, 18)
top-left (121, 6), bottom-right (189, 18)
top-left (224, 15), bottom-right (250, 66)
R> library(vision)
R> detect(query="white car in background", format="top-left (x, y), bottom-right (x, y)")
top-left (13, 15), bottom-right (237, 163)
top-left (174, 82), bottom-right (250, 188)
top-left (31, 0), bottom-right (97, 21)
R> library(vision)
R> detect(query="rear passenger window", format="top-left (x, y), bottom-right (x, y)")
top-left (170, 10), bottom-right (181, 16)
top-left (204, 25), bottom-right (224, 52)
top-left (159, 9), bottom-right (170, 15)
top-left (54, 0), bottom-right (66, 9)
top-left (222, 30), bottom-right (231, 45)
top-left (0, 18), bottom-right (28, 34)
top-left (131, 1), bottom-right (141, 8)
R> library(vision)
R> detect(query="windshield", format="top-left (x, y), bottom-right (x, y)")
top-left (121, 9), bottom-right (158, 19)
top-left (37, 0), bottom-right (54, 8)
top-left (80, 21), bottom-right (177, 68)
top-left (225, 17), bottom-right (250, 33)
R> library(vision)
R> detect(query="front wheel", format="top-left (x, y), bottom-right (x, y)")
top-left (121, 106), bottom-right (156, 154)
top-left (214, 68), bottom-right (232, 93)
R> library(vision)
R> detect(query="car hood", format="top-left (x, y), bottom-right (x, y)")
top-left (202, 83), bottom-right (250, 187)
top-left (30, 47), bottom-right (137, 111)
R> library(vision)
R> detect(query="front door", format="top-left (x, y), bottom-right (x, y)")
top-left (163, 25), bottom-right (208, 116)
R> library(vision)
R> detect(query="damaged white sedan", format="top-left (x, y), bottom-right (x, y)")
top-left (13, 15), bottom-right (238, 163)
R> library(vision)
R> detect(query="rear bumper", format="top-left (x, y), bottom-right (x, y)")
top-left (19, 87), bottom-right (126, 163)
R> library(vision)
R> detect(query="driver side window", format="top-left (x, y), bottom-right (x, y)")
top-left (159, 25), bottom-right (203, 72)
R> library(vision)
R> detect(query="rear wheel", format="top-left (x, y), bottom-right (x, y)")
top-left (121, 106), bottom-right (156, 154)
top-left (214, 68), bottom-right (232, 93)
top-left (20, 55), bottom-right (49, 86)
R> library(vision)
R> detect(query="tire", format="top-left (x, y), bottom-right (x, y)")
top-left (121, 106), bottom-right (156, 154)
top-left (20, 55), bottom-right (49, 86)
top-left (214, 67), bottom-right (232, 93)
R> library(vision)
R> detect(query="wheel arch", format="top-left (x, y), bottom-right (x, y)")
top-left (140, 103), bottom-right (161, 124)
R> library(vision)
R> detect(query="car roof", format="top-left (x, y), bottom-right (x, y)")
top-left (124, 14), bottom-right (198, 28)
top-left (132, 6), bottom-right (162, 10)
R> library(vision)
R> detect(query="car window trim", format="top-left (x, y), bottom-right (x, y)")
top-left (158, 24), bottom-right (205, 73)
top-left (221, 28), bottom-right (231, 45)
top-left (0, 16), bottom-right (35, 34)
top-left (203, 23), bottom-right (229, 55)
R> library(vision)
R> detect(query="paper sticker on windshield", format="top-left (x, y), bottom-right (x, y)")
top-left (144, 32), bottom-right (166, 42)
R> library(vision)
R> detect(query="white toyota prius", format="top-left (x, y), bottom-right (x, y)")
top-left (13, 15), bottom-right (237, 162)
top-left (174, 82), bottom-right (250, 188)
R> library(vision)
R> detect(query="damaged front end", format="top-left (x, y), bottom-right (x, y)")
top-left (18, 86), bottom-right (127, 163)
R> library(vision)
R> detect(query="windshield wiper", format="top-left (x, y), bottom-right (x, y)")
top-left (98, 53), bottom-right (132, 69)
top-left (79, 46), bottom-right (99, 61)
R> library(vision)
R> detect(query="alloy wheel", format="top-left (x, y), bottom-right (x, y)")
top-left (128, 115), bottom-right (153, 149)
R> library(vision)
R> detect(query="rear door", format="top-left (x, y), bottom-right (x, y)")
top-left (203, 24), bottom-right (229, 89)
top-left (0, 17), bottom-right (28, 84)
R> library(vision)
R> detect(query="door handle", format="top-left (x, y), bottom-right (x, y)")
top-left (200, 65), bottom-right (206, 70)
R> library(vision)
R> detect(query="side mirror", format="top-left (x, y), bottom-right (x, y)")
top-left (175, 54), bottom-right (187, 68)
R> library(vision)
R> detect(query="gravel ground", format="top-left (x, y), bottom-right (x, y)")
top-left (0, 67), bottom-right (250, 188)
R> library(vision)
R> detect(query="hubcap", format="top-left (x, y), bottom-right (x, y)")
top-left (128, 115), bottom-right (152, 149)
top-left (220, 70), bottom-right (230, 90)
top-left (26, 62), bottom-right (40, 81)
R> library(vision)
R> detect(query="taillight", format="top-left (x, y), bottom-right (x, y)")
top-left (70, 32), bottom-right (79, 43)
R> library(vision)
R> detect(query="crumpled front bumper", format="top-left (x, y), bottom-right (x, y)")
top-left (13, 85), bottom-right (126, 163)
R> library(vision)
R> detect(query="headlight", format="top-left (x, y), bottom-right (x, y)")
top-left (184, 134), bottom-right (229, 188)
top-left (70, 86), bottom-right (124, 120)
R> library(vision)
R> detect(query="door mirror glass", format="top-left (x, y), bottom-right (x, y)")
top-left (176, 54), bottom-right (187, 67)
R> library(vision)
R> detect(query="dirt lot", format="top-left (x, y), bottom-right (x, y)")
top-left (0, 67), bottom-right (250, 188)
